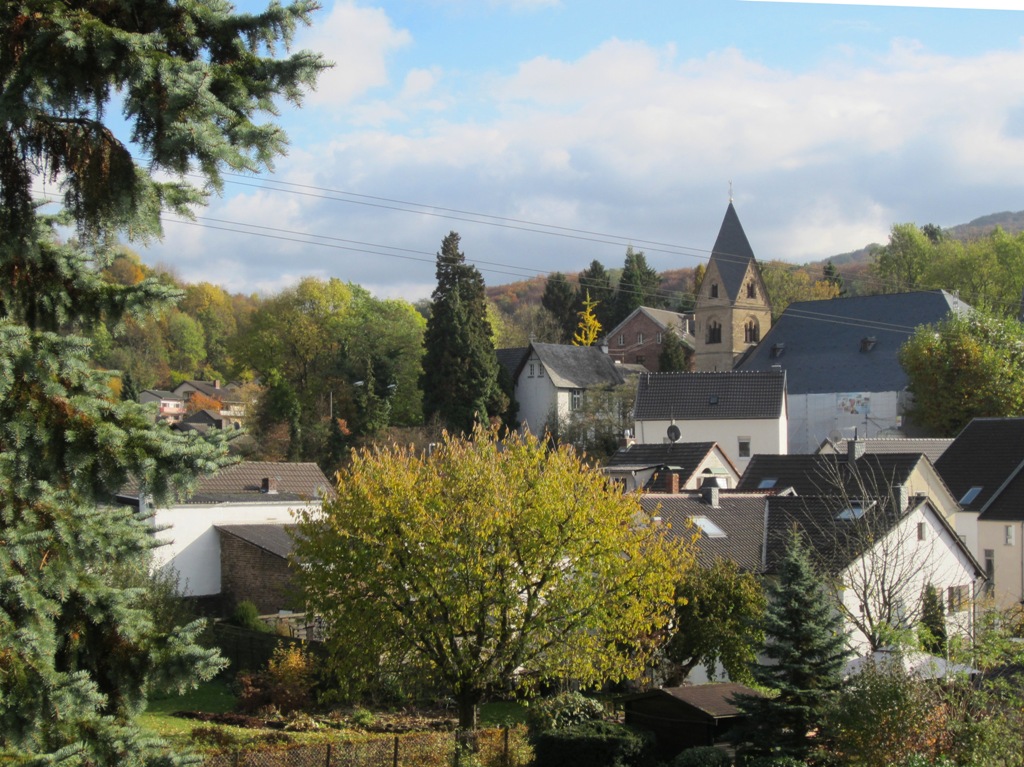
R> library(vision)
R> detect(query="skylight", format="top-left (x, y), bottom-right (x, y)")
top-left (960, 486), bottom-right (983, 505)
top-left (836, 501), bottom-right (874, 520)
top-left (691, 516), bottom-right (726, 538)
top-left (758, 478), bottom-right (778, 489)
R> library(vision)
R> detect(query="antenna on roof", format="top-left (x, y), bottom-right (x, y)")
top-left (728, 180), bottom-right (733, 203)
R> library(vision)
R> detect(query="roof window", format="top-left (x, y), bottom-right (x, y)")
top-left (960, 486), bottom-right (983, 505)
top-left (836, 500), bottom-right (874, 520)
top-left (860, 336), bottom-right (878, 353)
top-left (691, 516), bottom-right (726, 538)
top-left (770, 343), bottom-right (786, 359)
top-left (758, 478), bottom-right (778, 489)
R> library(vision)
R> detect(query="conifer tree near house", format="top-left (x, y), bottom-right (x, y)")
top-left (421, 232), bottom-right (507, 433)
top-left (0, 2), bottom-right (326, 763)
top-left (611, 246), bottom-right (662, 327)
top-left (541, 271), bottom-right (578, 342)
top-left (731, 530), bottom-right (849, 761)
top-left (576, 259), bottom-right (614, 331)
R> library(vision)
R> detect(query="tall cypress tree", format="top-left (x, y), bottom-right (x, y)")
top-left (575, 259), bottom-right (614, 332)
top-left (0, 2), bottom-right (325, 763)
top-left (611, 247), bottom-right (663, 327)
top-left (731, 531), bottom-right (849, 760)
top-left (422, 232), bottom-right (507, 433)
top-left (541, 272), bottom-right (577, 342)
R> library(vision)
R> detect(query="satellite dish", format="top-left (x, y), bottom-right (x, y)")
top-left (667, 424), bottom-right (681, 443)
top-left (827, 429), bottom-right (843, 446)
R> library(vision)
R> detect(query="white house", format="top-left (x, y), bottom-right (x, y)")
top-left (604, 441), bottom-right (740, 493)
top-left (118, 461), bottom-right (330, 601)
top-left (508, 342), bottom-right (636, 437)
top-left (632, 370), bottom-right (787, 472)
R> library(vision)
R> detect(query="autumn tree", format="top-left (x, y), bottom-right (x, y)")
top-left (0, 1), bottom-right (325, 763)
top-left (899, 309), bottom-right (1024, 436)
top-left (572, 290), bottom-right (602, 346)
top-left (761, 260), bottom-right (840, 319)
top-left (556, 378), bottom-right (638, 460)
top-left (421, 232), bottom-right (507, 433)
top-left (872, 223), bottom-right (932, 293)
top-left (662, 558), bottom-right (765, 685)
top-left (294, 426), bottom-right (691, 732)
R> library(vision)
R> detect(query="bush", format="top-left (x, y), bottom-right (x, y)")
top-left (531, 720), bottom-right (656, 767)
top-left (743, 757), bottom-right (805, 767)
top-left (671, 746), bottom-right (731, 767)
top-left (236, 645), bottom-right (317, 714)
top-left (229, 600), bottom-right (270, 632)
top-left (526, 691), bottom-right (606, 733)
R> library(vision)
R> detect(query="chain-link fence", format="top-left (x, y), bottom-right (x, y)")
top-left (200, 726), bottom-right (531, 767)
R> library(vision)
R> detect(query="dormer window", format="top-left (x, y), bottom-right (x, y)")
top-left (860, 336), bottom-right (878, 353)
top-left (770, 343), bottom-right (785, 359)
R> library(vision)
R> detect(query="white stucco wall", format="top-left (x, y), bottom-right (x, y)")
top-left (149, 501), bottom-right (317, 596)
top-left (515, 354), bottom-right (570, 437)
top-left (977, 519), bottom-right (1024, 608)
top-left (838, 505), bottom-right (977, 654)
top-left (788, 391), bottom-right (903, 455)
top-left (634, 417), bottom-right (786, 472)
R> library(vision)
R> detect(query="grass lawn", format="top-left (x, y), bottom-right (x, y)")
top-left (479, 701), bottom-right (528, 727)
top-left (140, 680), bottom-right (238, 740)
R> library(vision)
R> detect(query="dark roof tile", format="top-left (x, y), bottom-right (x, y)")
top-left (634, 370), bottom-right (786, 421)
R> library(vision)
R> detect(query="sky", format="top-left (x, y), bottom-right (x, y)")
top-left (126, 0), bottom-right (1024, 300)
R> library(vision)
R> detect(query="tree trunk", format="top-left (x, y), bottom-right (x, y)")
top-left (457, 693), bottom-right (479, 733)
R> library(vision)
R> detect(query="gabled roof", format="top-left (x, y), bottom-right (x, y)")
top-left (604, 306), bottom-right (694, 344)
top-left (140, 388), bottom-right (179, 400)
top-left (934, 417), bottom-right (1024, 519)
top-left (496, 347), bottom-right (529, 380)
top-left (709, 202), bottom-right (758, 302)
top-left (639, 492), bottom-right (768, 570)
top-left (624, 683), bottom-right (762, 718)
top-left (523, 342), bottom-right (628, 389)
top-left (736, 291), bottom-right (968, 395)
top-left (818, 437), bottom-right (953, 464)
top-left (606, 441), bottom-right (719, 471)
top-left (737, 452), bottom-right (926, 496)
top-left (173, 380), bottom-right (243, 402)
top-left (120, 461), bottom-right (333, 505)
top-left (216, 523), bottom-right (295, 559)
top-left (633, 370), bottom-right (786, 421)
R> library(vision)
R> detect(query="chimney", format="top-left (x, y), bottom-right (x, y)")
top-left (667, 472), bottom-right (680, 494)
top-left (214, 379), bottom-right (221, 389)
top-left (261, 477), bottom-right (279, 494)
top-left (700, 477), bottom-right (720, 508)
top-left (847, 439), bottom-right (866, 462)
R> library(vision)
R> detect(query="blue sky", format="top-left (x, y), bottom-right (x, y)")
top-left (133, 0), bottom-right (1024, 299)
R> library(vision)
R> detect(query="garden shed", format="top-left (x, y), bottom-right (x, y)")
top-left (622, 683), bottom-right (759, 759)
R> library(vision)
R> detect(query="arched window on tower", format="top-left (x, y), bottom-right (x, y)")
top-left (710, 283), bottom-right (719, 298)
top-left (744, 318), bottom-right (760, 344)
top-left (707, 320), bottom-right (722, 344)
top-left (747, 281), bottom-right (757, 299)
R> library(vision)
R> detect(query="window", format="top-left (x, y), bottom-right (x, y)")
top-left (738, 437), bottom-right (751, 458)
top-left (635, 355), bottom-right (645, 366)
top-left (837, 501), bottom-right (874, 520)
top-left (656, 332), bottom-right (663, 344)
top-left (947, 584), bottom-right (969, 612)
top-left (710, 283), bottom-right (719, 298)
top-left (1006, 524), bottom-right (1016, 546)
top-left (758, 478), bottom-right (778, 489)
top-left (528, 363), bottom-right (535, 378)
top-left (744, 319), bottom-right (760, 344)
top-left (985, 549), bottom-right (995, 596)
top-left (570, 389), bottom-right (582, 411)
top-left (917, 522), bottom-right (926, 541)
top-left (747, 282), bottom-right (756, 299)
top-left (618, 333), bottom-right (625, 346)
top-left (706, 321), bottom-right (722, 344)
top-left (637, 331), bottom-right (644, 344)
top-left (960, 486), bottom-right (983, 505)
top-left (690, 516), bottom-right (726, 538)
top-left (538, 366), bottom-right (544, 378)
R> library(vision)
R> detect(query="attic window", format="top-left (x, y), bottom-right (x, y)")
top-left (758, 478), bottom-right (778, 489)
top-left (747, 282), bottom-right (756, 299)
top-left (710, 283), bottom-right (719, 298)
top-left (770, 343), bottom-right (785, 359)
top-left (691, 516), bottom-right (726, 538)
top-left (836, 501), bottom-right (874, 520)
top-left (860, 336), bottom-right (878, 353)
top-left (960, 486), bottom-right (983, 505)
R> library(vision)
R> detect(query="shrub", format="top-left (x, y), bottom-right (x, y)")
top-left (229, 600), bottom-right (270, 632)
top-left (530, 720), bottom-right (656, 767)
top-left (189, 725), bottom-right (239, 748)
top-left (671, 745), bottom-right (731, 767)
top-left (350, 707), bottom-right (376, 728)
top-left (236, 644), bottom-right (317, 714)
top-left (743, 757), bottom-right (806, 767)
top-left (526, 691), bottom-right (606, 733)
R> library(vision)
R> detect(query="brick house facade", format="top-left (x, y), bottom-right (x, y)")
top-left (605, 307), bottom-right (694, 372)
top-left (217, 524), bottom-right (298, 614)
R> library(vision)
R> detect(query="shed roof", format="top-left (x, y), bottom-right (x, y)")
top-left (216, 524), bottom-right (296, 559)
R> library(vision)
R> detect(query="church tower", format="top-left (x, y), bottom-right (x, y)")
top-left (693, 202), bottom-right (772, 371)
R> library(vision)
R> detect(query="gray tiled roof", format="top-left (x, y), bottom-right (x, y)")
top-left (216, 524), bottom-right (296, 559)
top-left (529, 343), bottom-right (628, 389)
top-left (174, 380), bottom-right (244, 402)
top-left (934, 418), bottom-right (1024, 518)
top-left (640, 492), bottom-right (768, 570)
top-left (658, 683), bottom-right (762, 717)
top-left (709, 202), bottom-right (758, 302)
top-left (819, 438), bottom-right (953, 464)
top-left (606, 442), bottom-right (718, 471)
top-left (496, 347), bottom-right (529, 380)
top-left (120, 461), bottom-right (333, 505)
top-left (737, 452), bottom-right (926, 496)
top-left (633, 370), bottom-right (786, 421)
top-left (737, 291), bottom-right (968, 395)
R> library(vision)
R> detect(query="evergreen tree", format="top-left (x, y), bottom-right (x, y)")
top-left (541, 272), bottom-right (577, 342)
top-left (576, 259), bottom-right (615, 331)
top-left (658, 330), bottom-right (692, 372)
top-left (823, 260), bottom-right (846, 295)
top-left (732, 531), bottom-right (849, 760)
top-left (0, 2), bottom-right (325, 763)
top-left (421, 232), bottom-right (507, 433)
top-left (920, 584), bottom-right (947, 655)
top-left (611, 247), bottom-right (662, 327)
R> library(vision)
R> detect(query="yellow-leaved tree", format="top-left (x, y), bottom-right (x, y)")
top-left (572, 290), bottom-right (603, 346)
top-left (293, 426), bottom-right (693, 732)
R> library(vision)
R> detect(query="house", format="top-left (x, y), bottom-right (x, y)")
top-left (171, 379), bottom-right (247, 427)
top-left (632, 370), bottom-right (787, 471)
top-left (692, 202), bottom-right (772, 372)
top-left (117, 461), bottom-right (331, 612)
top-left (510, 342), bottom-right (636, 436)
top-left (818, 437), bottom-right (953, 464)
top-left (139, 388), bottom-right (186, 423)
top-left (604, 306), bottom-right (694, 371)
top-left (622, 684), bottom-right (763, 759)
top-left (933, 417), bottom-right (1024, 607)
top-left (604, 441), bottom-right (740, 493)
top-left (736, 291), bottom-right (969, 453)
top-left (216, 523), bottom-right (298, 614)
top-left (736, 445), bottom-right (976, 555)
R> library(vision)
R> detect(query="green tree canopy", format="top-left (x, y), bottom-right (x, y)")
top-left (611, 247), bottom-right (662, 326)
top-left (541, 272), bottom-right (578, 342)
top-left (576, 259), bottom-right (615, 331)
top-left (899, 309), bottom-right (1024, 436)
top-left (421, 232), bottom-right (507, 432)
top-left (0, 1), bottom-right (326, 762)
top-left (294, 426), bottom-right (692, 731)
top-left (872, 223), bottom-right (933, 293)
top-left (732, 531), bottom-right (849, 760)
top-left (658, 329), bottom-right (692, 372)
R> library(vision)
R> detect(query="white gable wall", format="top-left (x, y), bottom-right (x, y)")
top-left (634, 417), bottom-right (786, 472)
top-left (149, 501), bottom-right (315, 596)
top-left (789, 391), bottom-right (903, 455)
top-left (515, 355), bottom-right (563, 436)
